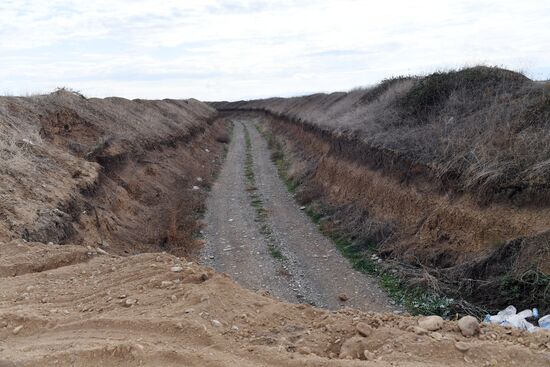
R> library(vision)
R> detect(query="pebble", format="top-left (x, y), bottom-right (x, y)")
top-left (454, 341), bottom-right (470, 352)
top-left (413, 326), bottom-right (428, 335)
top-left (339, 336), bottom-right (369, 360)
top-left (298, 346), bottom-right (311, 355)
top-left (211, 319), bottom-right (222, 328)
top-left (458, 316), bottom-right (480, 337)
top-left (123, 298), bottom-right (137, 307)
top-left (356, 322), bottom-right (373, 337)
top-left (418, 315), bottom-right (444, 331)
top-left (363, 350), bottom-right (376, 361)
top-left (170, 266), bottom-right (183, 273)
top-left (430, 332), bottom-right (443, 341)
top-left (12, 325), bottom-right (23, 335)
top-left (338, 293), bottom-right (349, 302)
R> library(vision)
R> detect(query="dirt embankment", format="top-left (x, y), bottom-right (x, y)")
top-left (0, 241), bottom-right (548, 366)
top-left (213, 67), bottom-right (550, 313)
top-left (0, 90), bottom-right (229, 256)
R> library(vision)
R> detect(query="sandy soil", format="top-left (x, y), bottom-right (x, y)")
top-left (0, 240), bottom-right (548, 366)
top-left (203, 117), bottom-right (395, 312)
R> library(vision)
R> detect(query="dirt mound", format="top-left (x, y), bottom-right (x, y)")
top-left (0, 90), bottom-right (228, 255)
top-left (0, 244), bottom-right (548, 366)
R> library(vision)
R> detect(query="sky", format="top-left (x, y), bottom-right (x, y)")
top-left (1, 0), bottom-right (550, 101)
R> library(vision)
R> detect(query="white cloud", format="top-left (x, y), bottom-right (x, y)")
top-left (1, 0), bottom-right (549, 99)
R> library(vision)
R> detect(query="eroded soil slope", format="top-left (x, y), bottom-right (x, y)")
top-left (0, 90), bottom-right (229, 255)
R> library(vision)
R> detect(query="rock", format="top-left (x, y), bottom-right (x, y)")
top-left (184, 308), bottom-right (194, 314)
top-left (211, 319), bottom-right (222, 328)
top-left (123, 298), bottom-right (137, 307)
top-left (338, 293), bottom-right (349, 302)
top-left (339, 336), bottom-right (369, 360)
top-left (413, 326), bottom-right (428, 335)
top-left (12, 325), bottom-right (23, 335)
top-left (458, 316), bottom-right (480, 337)
top-left (298, 346), bottom-right (311, 355)
top-left (356, 322), bottom-right (373, 337)
top-left (161, 280), bottom-right (173, 287)
top-left (96, 247), bottom-right (109, 255)
top-left (418, 315), bottom-right (444, 331)
top-left (200, 272), bottom-right (209, 281)
top-left (430, 332), bottom-right (443, 341)
top-left (192, 186), bottom-right (200, 190)
top-left (363, 350), bottom-right (376, 361)
top-left (170, 266), bottom-right (183, 273)
top-left (454, 341), bottom-right (470, 352)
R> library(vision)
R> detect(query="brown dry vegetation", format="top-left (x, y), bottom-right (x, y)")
top-left (215, 66), bottom-right (550, 205)
top-left (0, 89), bottom-right (229, 256)
top-left (213, 66), bottom-right (550, 313)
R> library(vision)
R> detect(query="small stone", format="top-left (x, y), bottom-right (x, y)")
top-left (192, 186), bottom-right (200, 190)
top-left (455, 341), bottom-right (470, 352)
top-left (161, 281), bottom-right (173, 287)
top-left (96, 247), bottom-right (109, 255)
top-left (123, 298), bottom-right (137, 307)
top-left (171, 295), bottom-right (177, 302)
top-left (338, 293), bottom-right (349, 302)
top-left (12, 325), bottom-right (23, 335)
top-left (413, 326), bottom-right (428, 335)
top-left (458, 316), bottom-right (480, 337)
top-left (363, 350), bottom-right (376, 361)
top-left (211, 319), bottom-right (222, 328)
top-left (184, 308), bottom-right (194, 314)
top-left (356, 322), bottom-right (373, 337)
top-left (231, 325), bottom-right (239, 331)
top-left (170, 266), bottom-right (183, 273)
top-left (418, 315), bottom-right (444, 331)
top-left (200, 273), bottom-right (209, 281)
top-left (430, 332), bottom-right (443, 341)
top-left (339, 336), bottom-right (369, 360)
top-left (298, 346), bottom-right (311, 355)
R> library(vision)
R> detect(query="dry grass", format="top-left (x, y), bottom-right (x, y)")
top-left (219, 66), bottom-right (550, 205)
top-left (0, 90), bottom-right (223, 255)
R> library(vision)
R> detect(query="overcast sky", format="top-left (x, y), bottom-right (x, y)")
top-left (1, 0), bottom-right (549, 100)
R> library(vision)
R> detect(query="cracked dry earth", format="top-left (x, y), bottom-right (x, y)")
top-left (202, 116), bottom-right (397, 312)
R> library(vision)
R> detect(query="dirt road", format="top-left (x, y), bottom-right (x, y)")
top-left (202, 116), bottom-right (396, 312)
